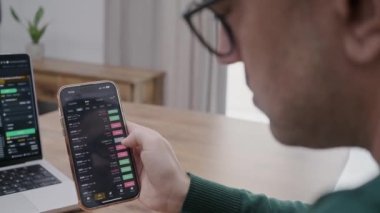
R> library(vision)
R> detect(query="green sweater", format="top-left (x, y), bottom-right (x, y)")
top-left (182, 174), bottom-right (380, 213)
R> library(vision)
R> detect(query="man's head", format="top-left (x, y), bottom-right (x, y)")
top-left (186, 0), bottom-right (380, 150)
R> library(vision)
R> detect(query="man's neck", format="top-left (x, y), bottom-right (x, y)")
top-left (371, 138), bottom-right (380, 165)
top-left (370, 111), bottom-right (380, 165)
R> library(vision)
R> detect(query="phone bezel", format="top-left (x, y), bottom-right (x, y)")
top-left (57, 80), bottom-right (140, 210)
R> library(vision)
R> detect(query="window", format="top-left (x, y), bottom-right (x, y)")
top-left (225, 62), bottom-right (269, 123)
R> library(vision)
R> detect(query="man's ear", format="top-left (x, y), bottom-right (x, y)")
top-left (339, 0), bottom-right (380, 63)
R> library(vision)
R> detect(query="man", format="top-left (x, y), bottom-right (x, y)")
top-left (122, 0), bottom-right (380, 212)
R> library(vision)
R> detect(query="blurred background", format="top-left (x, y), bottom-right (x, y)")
top-left (0, 0), bottom-right (378, 192)
top-left (0, 0), bottom-right (267, 122)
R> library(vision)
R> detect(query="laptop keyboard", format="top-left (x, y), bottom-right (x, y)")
top-left (0, 164), bottom-right (61, 196)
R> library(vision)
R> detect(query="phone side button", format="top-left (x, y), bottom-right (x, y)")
top-left (60, 118), bottom-right (66, 136)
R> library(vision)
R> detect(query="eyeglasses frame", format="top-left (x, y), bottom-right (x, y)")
top-left (183, 0), bottom-right (236, 57)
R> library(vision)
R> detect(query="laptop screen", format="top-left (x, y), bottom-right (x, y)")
top-left (0, 54), bottom-right (42, 167)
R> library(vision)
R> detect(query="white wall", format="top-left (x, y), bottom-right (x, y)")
top-left (0, 0), bottom-right (105, 63)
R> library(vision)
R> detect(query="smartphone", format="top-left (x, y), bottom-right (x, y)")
top-left (58, 81), bottom-right (140, 210)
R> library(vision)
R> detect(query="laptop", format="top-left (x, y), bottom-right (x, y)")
top-left (0, 54), bottom-right (77, 212)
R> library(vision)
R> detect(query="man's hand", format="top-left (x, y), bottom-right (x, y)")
top-left (122, 122), bottom-right (190, 213)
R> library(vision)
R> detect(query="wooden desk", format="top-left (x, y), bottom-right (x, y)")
top-left (39, 103), bottom-right (349, 212)
top-left (33, 58), bottom-right (165, 105)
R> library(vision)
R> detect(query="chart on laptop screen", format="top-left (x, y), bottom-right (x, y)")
top-left (0, 76), bottom-right (39, 161)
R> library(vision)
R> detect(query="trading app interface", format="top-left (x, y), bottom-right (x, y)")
top-left (0, 55), bottom-right (41, 165)
top-left (61, 83), bottom-right (139, 208)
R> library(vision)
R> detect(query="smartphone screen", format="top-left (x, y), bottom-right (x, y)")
top-left (59, 81), bottom-right (139, 209)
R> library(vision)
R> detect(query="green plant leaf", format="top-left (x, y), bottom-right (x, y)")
top-left (34, 7), bottom-right (44, 26)
top-left (28, 21), bottom-right (39, 44)
top-left (12, 6), bottom-right (47, 44)
top-left (36, 24), bottom-right (48, 44)
top-left (10, 7), bottom-right (21, 23)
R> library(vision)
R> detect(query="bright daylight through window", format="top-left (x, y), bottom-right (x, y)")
top-left (225, 62), bottom-right (269, 123)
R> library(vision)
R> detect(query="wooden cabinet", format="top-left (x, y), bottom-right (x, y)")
top-left (32, 58), bottom-right (165, 105)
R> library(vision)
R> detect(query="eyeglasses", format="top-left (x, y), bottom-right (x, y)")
top-left (183, 0), bottom-right (236, 57)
